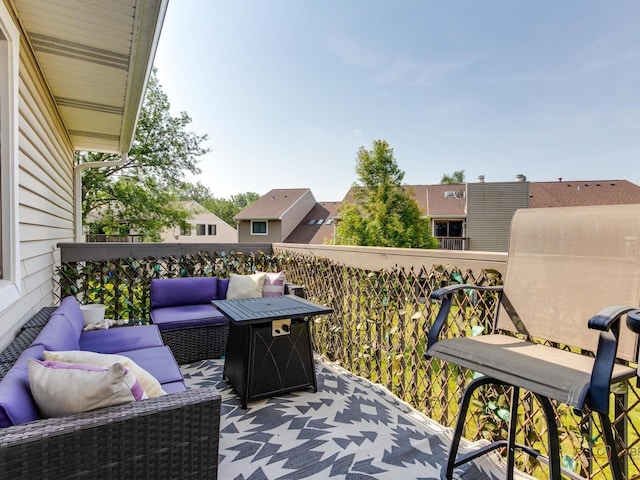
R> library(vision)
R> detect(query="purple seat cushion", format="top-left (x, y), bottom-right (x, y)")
top-left (0, 344), bottom-right (45, 427)
top-left (79, 325), bottom-right (164, 354)
top-left (150, 277), bottom-right (223, 309)
top-left (118, 346), bottom-right (183, 385)
top-left (150, 305), bottom-right (228, 332)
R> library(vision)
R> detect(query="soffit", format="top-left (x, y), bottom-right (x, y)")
top-left (12, 0), bottom-right (167, 153)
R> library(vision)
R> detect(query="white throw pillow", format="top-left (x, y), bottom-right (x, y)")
top-left (226, 273), bottom-right (267, 299)
top-left (43, 350), bottom-right (166, 398)
top-left (28, 359), bottom-right (147, 418)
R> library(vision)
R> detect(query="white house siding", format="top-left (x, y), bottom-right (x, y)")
top-left (161, 206), bottom-right (237, 244)
top-left (0, 31), bottom-right (74, 349)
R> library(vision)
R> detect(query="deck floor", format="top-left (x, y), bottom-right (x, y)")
top-left (180, 357), bottom-right (531, 480)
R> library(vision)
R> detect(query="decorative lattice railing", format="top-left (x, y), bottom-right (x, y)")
top-left (55, 243), bottom-right (640, 479)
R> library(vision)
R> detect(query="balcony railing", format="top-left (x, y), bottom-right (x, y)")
top-left (56, 241), bottom-right (639, 479)
top-left (436, 236), bottom-right (468, 250)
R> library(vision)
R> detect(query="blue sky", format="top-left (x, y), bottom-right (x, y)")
top-left (153, 1), bottom-right (640, 201)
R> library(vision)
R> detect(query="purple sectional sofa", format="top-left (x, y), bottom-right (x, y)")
top-left (0, 296), bottom-right (221, 479)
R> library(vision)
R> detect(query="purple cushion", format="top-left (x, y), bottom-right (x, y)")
top-left (32, 313), bottom-right (80, 352)
top-left (219, 278), bottom-right (229, 299)
top-left (79, 325), bottom-right (164, 354)
top-left (118, 346), bottom-right (183, 385)
top-left (150, 277), bottom-right (222, 309)
top-left (53, 296), bottom-right (85, 336)
top-left (150, 305), bottom-right (228, 332)
top-left (0, 344), bottom-right (45, 427)
top-left (161, 380), bottom-right (187, 394)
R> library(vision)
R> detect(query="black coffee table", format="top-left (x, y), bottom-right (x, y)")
top-left (212, 295), bottom-right (332, 408)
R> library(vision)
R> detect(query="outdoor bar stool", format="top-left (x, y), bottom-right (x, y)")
top-left (426, 204), bottom-right (640, 480)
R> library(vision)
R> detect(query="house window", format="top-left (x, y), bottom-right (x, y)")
top-left (0, 8), bottom-right (20, 309)
top-left (251, 221), bottom-right (268, 235)
top-left (196, 224), bottom-right (206, 236)
top-left (180, 225), bottom-right (191, 236)
top-left (208, 224), bottom-right (216, 236)
top-left (435, 221), bottom-right (463, 237)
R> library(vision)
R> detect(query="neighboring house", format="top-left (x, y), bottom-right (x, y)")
top-left (0, 0), bottom-right (166, 349)
top-left (240, 177), bottom-right (640, 251)
top-left (234, 189), bottom-right (318, 243)
top-left (161, 201), bottom-right (236, 243)
top-left (337, 178), bottom-right (530, 252)
top-left (425, 177), bottom-right (640, 251)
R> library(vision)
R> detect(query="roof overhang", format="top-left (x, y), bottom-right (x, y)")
top-left (12, 0), bottom-right (168, 153)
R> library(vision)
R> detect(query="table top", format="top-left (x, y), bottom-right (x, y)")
top-left (211, 295), bottom-right (332, 324)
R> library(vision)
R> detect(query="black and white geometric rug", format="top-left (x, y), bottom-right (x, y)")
top-left (181, 357), bottom-right (530, 480)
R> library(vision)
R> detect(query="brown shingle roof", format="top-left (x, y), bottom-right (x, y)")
top-left (284, 202), bottom-right (341, 244)
top-left (338, 180), bottom-right (640, 218)
top-left (341, 185), bottom-right (430, 214)
top-left (234, 189), bottom-right (312, 220)
top-left (425, 184), bottom-right (467, 217)
top-left (529, 180), bottom-right (640, 208)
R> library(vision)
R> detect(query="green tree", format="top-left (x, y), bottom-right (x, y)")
top-left (335, 140), bottom-right (438, 248)
top-left (80, 69), bottom-right (209, 241)
top-left (175, 182), bottom-right (259, 226)
top-left (440, 170), bottom-right (465, 184)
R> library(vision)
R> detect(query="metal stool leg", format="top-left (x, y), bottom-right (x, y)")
top-left (505, 386), bottom-right (520, 480)
top-left (533, 394), bottom-right (561, 480)
top-left (599, 412), bottom-right (623, 480)
top-left (444, 376), bottom-right (508, 479)
top-left (445, 379), bottom-right (570, 480)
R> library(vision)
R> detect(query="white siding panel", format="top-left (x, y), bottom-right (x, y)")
top-left (20, 202), bottom-right (72, 229)
top-left (20, 239), bottom-right (61, 261)
top-left (19, 165), bottom-right (72, 215)
top-left (23, 250), bottom-right (56, 278)
top-left (22, 263), bottom-right (56, 295)
top-left (21, 223), bottom-right (74, 243)
top-left (18, 71), bottom-right (72, 180)
top-left (0, 36), bottom-right (75, 349)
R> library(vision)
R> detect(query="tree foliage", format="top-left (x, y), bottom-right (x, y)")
top-left (440, 170), bottom-right (465, 184)
top-left (175, 182), bottom-right (259, 226)
top-left (335, 140), bottom-right (438, 248)
top-left (80, 69), bottom-right (209, 241)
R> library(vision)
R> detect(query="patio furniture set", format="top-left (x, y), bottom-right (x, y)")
top-left (0, 273), bottom-right (323, 479)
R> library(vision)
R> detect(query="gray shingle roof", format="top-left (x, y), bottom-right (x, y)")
top-left (284, 202), bottom-right (341, 244)
top-left (234, 189), bottom-right (312, 220)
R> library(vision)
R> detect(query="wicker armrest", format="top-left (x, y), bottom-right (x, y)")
top-left (0, 386), bottom-right (221, 480)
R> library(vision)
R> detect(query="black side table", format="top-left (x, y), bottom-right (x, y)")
top-left (212, 295), bottom-right (332, 408)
